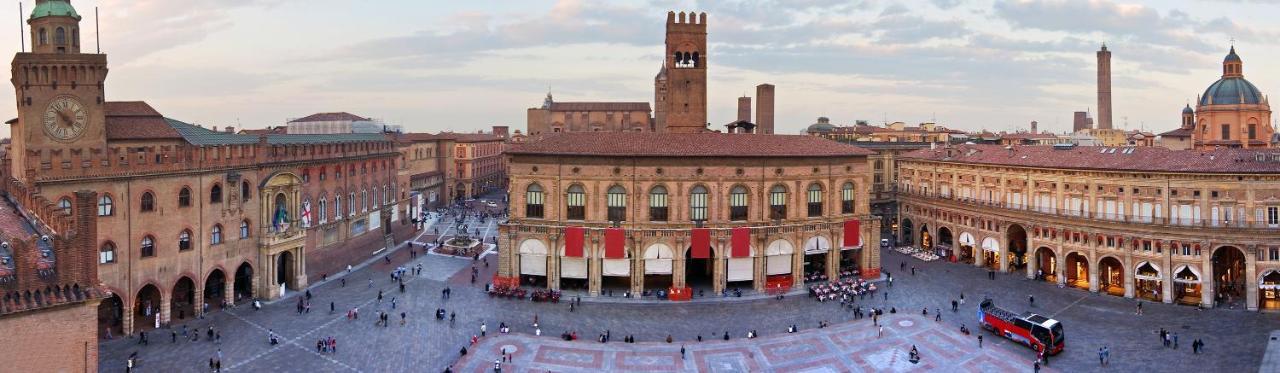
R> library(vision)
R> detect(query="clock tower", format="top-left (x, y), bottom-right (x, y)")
top-left (10, 0), bottom-right (108, 181)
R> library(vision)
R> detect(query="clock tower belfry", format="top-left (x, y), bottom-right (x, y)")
top-left (10, 0), bottom-right (108, 182)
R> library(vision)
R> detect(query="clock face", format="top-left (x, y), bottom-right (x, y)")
top-left (42, 97), bottom-right (87, 141)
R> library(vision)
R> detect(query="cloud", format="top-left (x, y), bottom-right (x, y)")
top-left (98, 0), bottom-right (287, 63)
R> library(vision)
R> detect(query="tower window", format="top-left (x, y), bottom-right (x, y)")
top-left (55, 27), bottom-right (66, 45)
top-left (1221, 124), bottom-right (1231, 140)
top-left (38, 28), bottom-right (46, 45)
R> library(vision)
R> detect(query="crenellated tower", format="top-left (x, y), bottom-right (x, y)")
top-left (656, 11), bottom-right (708, 133)
top-left (10, 0), bottom-right (109, 182)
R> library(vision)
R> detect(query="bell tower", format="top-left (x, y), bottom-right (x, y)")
top-left (659, 11), bottom-right (708, 133)
top-left (10, 0), bottom-right (109, 181)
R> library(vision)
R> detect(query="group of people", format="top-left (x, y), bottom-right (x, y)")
top-left (315, 336), bottom-right (337, 354)
top-left (807, 276), bottom-right (877, 303)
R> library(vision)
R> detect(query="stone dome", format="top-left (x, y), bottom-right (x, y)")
top-left (1182, 104), bottom-right (1194, 115)
top-left (806, 117), bottom-right (835, 133)
top-left (1200, 77), bottom-right (1264, 106)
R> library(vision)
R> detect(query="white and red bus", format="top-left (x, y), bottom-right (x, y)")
top-left (977, 298), bottom-right (1064, 355)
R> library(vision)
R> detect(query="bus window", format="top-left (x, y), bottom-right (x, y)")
top-left (1051, 323), bottom-right (1064, 344)
top-left (1031, 325), bottom-right (1052, 347)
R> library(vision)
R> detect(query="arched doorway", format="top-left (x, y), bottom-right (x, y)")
top-left (134, 284), bottom-right (161, 331)
top-left (1135, 262), bottom-right (1162, 301)
top-left (728, 246), bottom-right (755, 290)
top-left (171, 277), bottom-right (196, 321)
top-left (518, 239), bottom-right (548, 288)
top-left (1259, 270), bottom-right (1280, 310)
top-left (803, 236), bottom-right (831, 283)
top-left (559, 246), bottom-right (588, 291)
top-left (899, 218), bottom-right (914, 246)
top-left (685, 246), bottom-right (715, 292)
top-left (1173, 265), bottom-right (1202, 305)
top-left (981, 237), bottom-right (999, 269)
top-left (1098, 257), bottom-right (1124, 296)
top-left (919, 224), bottom-right (932, 249)
top-left (97, 293), bottom-right (124, 338)
top-left (936, 227), bottom-right (953, 261)
top-left (1065, 252), bottom-right (1088, 289)
top-left (601, 249), bottom-right (632, 296)
top-left (204, 269), bottom-right (226, 310)
top-left (233, 262), bottom-right (254, 303)
top-left (1212, 246), bottom-right (1246, 308)
top-left (277, 251), bottom-right (295, 290)
top-left (1005, 224), bottom-right (1028, 270)
top-left (958, 232), bottom-right (976, 264)
top-left (643, 243), bottom-right (674, 293)
top-left (1034, 247), bottom-right (1056, 282)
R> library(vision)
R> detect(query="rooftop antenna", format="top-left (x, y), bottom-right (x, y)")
top-left (17, 2), bottom-right (25, 53)
top-left (95, 7), bottom-right (100, 53)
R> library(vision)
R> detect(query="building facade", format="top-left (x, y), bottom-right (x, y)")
top-left (392, 133), bottom-right (454, 214)
top-left (1191, 47), bottom-right (1273, 149)
top-left (896, 144), bottom-right (1280, 311)
top-left (525, 97), bottom-right (653, 135)
top-left (5, 1), bottom-right (418, 337)
top-left (495, 133), bottom-right (882, 298)
top-left (451, 133), bottom-right (507, 200)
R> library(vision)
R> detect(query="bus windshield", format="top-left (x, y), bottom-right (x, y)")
top-left (1031, 325), bottom-right (1052, 347)
top-left (1051, 323), bottom-right (1064, 345)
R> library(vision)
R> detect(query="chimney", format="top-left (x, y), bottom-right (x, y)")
top-left (755, 84), bottom-right (775, 134)
top-left (737, 96), bottom-right (751, 123)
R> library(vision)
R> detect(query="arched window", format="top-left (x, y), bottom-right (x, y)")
top-left (38, 28), bottom-right (47, 45)
top-left (729, 186), bottom-right (748, 221)
top-left (525, 184), bottom-right (544, 218)
top-left (361, 189), bottom-right (369, 212)
top-left (54, 27), bottom-right (66, 45)
top-left (649, 186), bottom-right (669, 221)
top-left (690, 186), bottom-right (708, 221)
top-left (71, 28), bottom-right (78, 46)
top-left (241, 181), bottom-right (251, 201)
top-left (178, 187), bottom-right (192, 207)
top-left (140, 192), bottom-right (156, 212)
top-left (240, 220), bottom-right (251, 238)
top-left (566, 185), bottom-right (586, 220)
top-left (178, 230), bottom-right (192, 251)
top-left (607, 186), bottom-right (627, 222)
top-left (98, 194), bottom-right (114, 216)
top-left (807, 183), bottom-right (824, 217)
top-left (210, 184), bottom-right (223, 203)
top-left (140, 236), bottom-right (155, 257)
top-left (334, 195), bottom-right (344, 219)
top-left (841, 182), bottom-right (856, 214)
top-left (211, 225), bottom-right (223, 245)
top-left (318, 198), bottom-right (328, 224)
top-left (385, 185), bottom-right (391, 204)
top-left (769, 185), bottom-right (788, 220)
top-left (99, 242), bottom-right (116, 264)
top-left (348, 192), bottom-right (356, 216)
top-left (58, 197), bottom-right (72, 214)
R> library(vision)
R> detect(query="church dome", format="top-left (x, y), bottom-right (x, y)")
top-left (806, 117), bottom-right (835, 133)
top-left (1182, 104), bottom-right (1194, 115)
top-left (30, 0), bottom-right (80, 20)
top-left (1224, 46), bottom-right (1241, 63)
top-left (1199, 77), bottom-right (1264, 106)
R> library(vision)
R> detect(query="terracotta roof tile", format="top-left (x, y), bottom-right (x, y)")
top-left (902, 144), bottom-right (1280, 173)
top-left (1157, 127), bottom-right (1193, 137)
top-left (510, 132), bottom-right (874, 158)
top-left (447, 133), bottom-right (505, 143)
top-left (239, 126), bottom-right (287, 135)
top-left (548, 102), bottom-right (651, 112)
top-left (103, 101), bottom-right (182, 140)
top-left (288, 112), bottom-right (370, 123)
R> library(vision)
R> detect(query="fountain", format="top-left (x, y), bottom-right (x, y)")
top-left (437, 233), bottom-right (482, 257)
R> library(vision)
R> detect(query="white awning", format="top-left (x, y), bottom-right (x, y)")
top-left (728, 258), bottom-right (753, 282)
top-left (603, 259), bottom-right (630, 277)
top-left (561, 258), bottom-right (587, 279)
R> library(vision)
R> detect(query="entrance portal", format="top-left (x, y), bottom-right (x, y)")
top-left (1173, 265), bottom-right (1202, 305)
top-left (171, 277), bottom-right (196, 321)
top-left (277, 251), bottom-right (294, 290)
top-left (204, 269), bottom-right (226, 310)
top-left (233, 262), bottom-right (254, 303)
top-left (1098, 257), bottom-right (1124, 296)
top-left (1034, 247), bottom-right (1056, 282)
top-left (134, 284), bottom-right (161, 331)
top-left (1260, 270), bottom-right (1280, 310)
top-left (1065, 252), bottom-right (1088, 289)
top-left (685, 247), bottom-right (715, 293)
top-left (642, 244), bottom-right (674, 295)
top-left (1212, 246), bottom-right (1246, 308)
top-left (1005, 224), bottom-right (1028, 270)
top-left (97, 293), bottom-right (124, 338)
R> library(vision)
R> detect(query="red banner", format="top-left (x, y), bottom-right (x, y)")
top-left (731, 227), bottom-right (750, 258)
top-left (843, 220), bottom-right (861, 247)
top-left (564, 227), bottom-right (585, 257)
top-left (605, 228), bottom-right (625, 259)
top-left (691, 228), bottom-right (711, 259)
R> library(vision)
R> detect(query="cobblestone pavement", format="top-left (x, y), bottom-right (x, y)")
top-left (99, 241), bottom-right (1278, 372)
top-left (454, 314), bottom-right (1052, 372)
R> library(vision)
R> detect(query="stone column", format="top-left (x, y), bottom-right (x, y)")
top-left (1088, 255), bottom-right (1100, 293)
top-left (295, 247), bottom-right (309, 290)
top-left (224, 277), bottom-right (235, 307)
top-left (548, 239), bottom-right (561, 291)
top-left (1123, 253), bottom-right (1135, 298)
top-left (1247, 245), bottom-right (1259, 311)
top-left (673, 238), bottom-right (687, 289)
top-left (1202, 251), bottom-right (1215, 308)
top-left (999, 234), bottom-right (1011, 273)
top-left (193, 284), bottom-right (205, 318)
top-left (588, 235), bottom-right (600, 296)
top-left (122, 299), bottom-right (135, 335)
top-left (158, 291), bottom-right (172, 328)
top-left (1056, 250), bottom-right (1067, 286)
top-left (264, 253), bottom-right (280, 299)
top-left (754, 234), bottom-right (766, 292)
top-left (1026, 241), bottom-right (1038, 280)
top-left (791, 236), bottom-right (804, 287)
top-left (713, 237), bottom-right (726, 295)
top-left (631, 251), bottom-right (644, 297)
top-left (1161, 252), bottom-right (1174, 304)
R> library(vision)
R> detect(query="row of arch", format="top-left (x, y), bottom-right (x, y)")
top-left (36, 26), bottom-right (79, 47)
top-left (524, 181), bottom-right (857, 220)
top-left (98, 262), bottom-right (254, 336)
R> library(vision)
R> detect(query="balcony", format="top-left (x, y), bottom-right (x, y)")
top-left (260, 221), bottom-right (306, 248)
top-left (899, 190), bottom-right (1279, 231)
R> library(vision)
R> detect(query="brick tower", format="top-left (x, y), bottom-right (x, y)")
top-left (658, 11), bottom-right (708, 133)
top-left (1096, 44), bottom-right (1113, 130)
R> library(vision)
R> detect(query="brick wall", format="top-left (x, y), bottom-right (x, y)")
top-left (0, 300), bottom-right (100, 372)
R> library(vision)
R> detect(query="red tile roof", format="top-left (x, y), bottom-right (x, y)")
top-left (902, 144), bottom-right (1280, 173)
top-left (1158, 128), bottom-right (1193, 137)
top-left (448, 133), bottom-right (505, 143)
top-left (389, 132), bottom-right (454, 144)
top-left (510, 132), bottom-right (874, 158)
top-left (548, 102), bottom-right (651, 112)
top-left (239, 126), bottom-right (287, 135)
top-left (288, 112), bottom-right (370, 123)
top-left (103, 101), bottom-right (182, 140)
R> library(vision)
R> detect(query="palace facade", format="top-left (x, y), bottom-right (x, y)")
top-left (896, 144), bottom-right (1280, 310)
top-left (495, 133), bottom-right (881, 298)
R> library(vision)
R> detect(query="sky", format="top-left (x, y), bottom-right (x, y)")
top-left (1, 0), bottom-right (1278, 137)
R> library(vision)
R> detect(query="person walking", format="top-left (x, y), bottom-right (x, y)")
top-left (680, 344), bottom-right (686, 359)
top-left (1098, 347), bottom-right (1105, 366)
top-left (1033, 361), bottom-right (1040, 373)
top-left (951, 300), bottom-right (958, 312)
top-left (481, 322), bottom-right (487, 337)
top-left (878, 326), bottom-right (883, 338)
top-left (978, 335), bottom-right (983, 348)
top-left (1028, 295), bottom-right (1035, 307)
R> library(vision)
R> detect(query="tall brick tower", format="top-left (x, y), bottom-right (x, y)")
top-left (1096, 44), bottom-right (1113, 130)
top-left (737, 96), bottom-right (751, 122)
top-left (756, 84), bottom-right (775, 134)
top-left (658, 11), bottom-right (708, 133)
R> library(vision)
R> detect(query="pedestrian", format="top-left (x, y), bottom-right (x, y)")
top-left (330, 301), bottom-right (335, 314)
top-left (1029, 295), bottom-right (1035, 307)
top-left (172, 330), bottom-right (177, 343)
top-left (878, 326), bottom-right (883, 338)
top-left (1034, 361), bottom-right (1040, 373)
top-left (1098, 347), bottom-right (1105, 366)
top-left (1173, 332), bottom-right (1179, 349)
top-left (1103, 345), bottom-right (1110, 365)
top-left (884, 291), bottom-right (888, 301)
top-left (1137, 301), bottom-right (1144, 315)
top-left (481, 322), bottom-right (487, 337)
top-left (340, 278), bottom-right (346, 287)
top-left (978, 335), bottom-right (983, 348)
top-left (680, 344), bottom-right (686, 359)
top-left (952, 300), bottom-right (958, 312)
top-left (911, 266), bottom-right (916, 276)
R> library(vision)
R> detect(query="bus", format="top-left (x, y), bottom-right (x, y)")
top-left (977, 298), bottom-right (1064, 355)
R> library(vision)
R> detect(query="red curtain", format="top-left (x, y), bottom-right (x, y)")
top-left (691, 228), bottom-right (710, 259)
top-left (843, 220), bottom-right (861, 247)
top-left (564, 227), bottom-right (584, 257)
top-left (605, 228), bottom-right (625, 259)
top-left (731, 227), bottom-right (750, 258)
